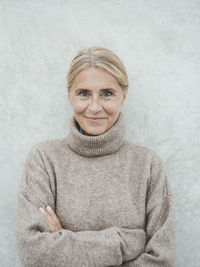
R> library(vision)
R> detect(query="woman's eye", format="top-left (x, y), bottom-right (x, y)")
top-left (79, 91), bottom-right (88, 97)
top-left (104, 91), bottom-right (113, 97)
top-left (78, 90), bottom-right (113, 97)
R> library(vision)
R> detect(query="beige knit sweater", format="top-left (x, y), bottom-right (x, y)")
top-left (15, 111), bottom-right (176, 267)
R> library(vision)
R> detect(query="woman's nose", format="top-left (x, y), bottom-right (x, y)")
top-left (88, 97), bottom-right (102, 112)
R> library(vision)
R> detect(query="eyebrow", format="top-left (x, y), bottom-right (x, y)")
top-left (75, 88), bottom-right (118, 93)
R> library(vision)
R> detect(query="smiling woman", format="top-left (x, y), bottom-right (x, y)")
top-left (67, 67), bottom-right (127, 136)
top-left (67, 50), bottom-right (128, 136)
top-left (16, 46), bottom-right (176, 267)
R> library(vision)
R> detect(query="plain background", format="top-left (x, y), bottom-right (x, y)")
top-left (0, 0), bottom-right (199, 266)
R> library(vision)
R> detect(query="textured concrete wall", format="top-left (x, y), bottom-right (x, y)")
top-left (0, 0), bottom-right (199, 266)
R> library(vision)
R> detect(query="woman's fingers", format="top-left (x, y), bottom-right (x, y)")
top-left (46, 206), bottom-right (62, 229)
top-left (39, 206), bottom-right (62, 232)
top-left (39, 207), bottom-right (56, 232)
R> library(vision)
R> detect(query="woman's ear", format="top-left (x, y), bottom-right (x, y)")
top-left (121, 90), bottom-right (127, 106)
top-left (67, 90), bottom-right (71, 102)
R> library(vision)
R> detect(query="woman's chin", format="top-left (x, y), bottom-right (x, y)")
top-left (83, 125), bottom-right (107, 136)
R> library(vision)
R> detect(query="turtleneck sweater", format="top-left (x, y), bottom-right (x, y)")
top-left (67, 112), bottom-right (125, 157)
top-left (15, 111), bottom-right (176, 267)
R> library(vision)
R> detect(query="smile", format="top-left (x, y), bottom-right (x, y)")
top-left (85, 116), bottom-right (106, 121)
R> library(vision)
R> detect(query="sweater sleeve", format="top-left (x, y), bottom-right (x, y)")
top-left (119, 153), bottom-right (176, 267)
top-left (15, 146), bottom-right (146, 267)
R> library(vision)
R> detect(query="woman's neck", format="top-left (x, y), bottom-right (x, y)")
top-left (66, 111), bottom-right (126, 157)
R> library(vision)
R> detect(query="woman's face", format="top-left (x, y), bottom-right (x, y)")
top-left (68, 67), bottom-right (127, 135)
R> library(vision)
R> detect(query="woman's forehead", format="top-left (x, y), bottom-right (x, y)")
top-left (71, 68), bottom-right (120, 90)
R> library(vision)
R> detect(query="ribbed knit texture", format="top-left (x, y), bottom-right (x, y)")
top-left (16, 111), bottom-right (176, 267)
top-left (67, 112), bottom-right (125, 157)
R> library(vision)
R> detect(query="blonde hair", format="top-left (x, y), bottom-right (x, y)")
top-left (66, 46), bottom-right (129, 93)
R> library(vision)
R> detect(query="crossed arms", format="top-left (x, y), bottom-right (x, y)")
top-left (16, 147), bottom-right (176, 267)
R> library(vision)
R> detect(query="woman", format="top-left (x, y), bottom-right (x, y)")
top-left (16, 46), bottom-right (176, 266)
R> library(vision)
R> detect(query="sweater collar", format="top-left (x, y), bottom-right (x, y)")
top-left (66, 112), bottom-right (125, 157)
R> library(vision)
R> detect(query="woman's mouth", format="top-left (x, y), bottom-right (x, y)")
top-left (85, 116), bottom-right (106, 121)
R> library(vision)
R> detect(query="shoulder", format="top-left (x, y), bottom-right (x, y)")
top-left (123, 140), bottom-right (163, 165)
top-left (27, 136), bottom-right (69, 159)
top-left (123, 140), bottom-right (170, 195)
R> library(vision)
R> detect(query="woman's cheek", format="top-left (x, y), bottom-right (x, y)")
top-left (73, 100), bottom-right (88, 113)
top-left (104, 100), bottom-right (121, 113)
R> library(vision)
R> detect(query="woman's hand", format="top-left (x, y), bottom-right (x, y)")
top-left (39, 205), bottom-right (63, 233)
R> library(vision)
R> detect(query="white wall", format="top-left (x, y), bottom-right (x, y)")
top-left (0, 0), bottom-right (199, 266)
